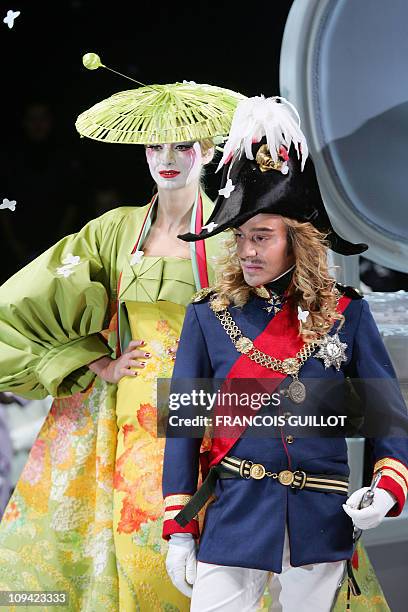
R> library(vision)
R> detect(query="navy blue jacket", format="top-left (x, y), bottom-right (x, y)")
top-left (162, 290), bottom-right (408, 572)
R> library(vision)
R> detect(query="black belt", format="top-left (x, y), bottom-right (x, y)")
top-left (175, 455), bottom-right (349, 527)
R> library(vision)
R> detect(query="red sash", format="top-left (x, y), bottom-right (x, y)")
top-left (207, 295), bottom-right (351, 467)
top-left (194, 193), bottom-right (210, 289)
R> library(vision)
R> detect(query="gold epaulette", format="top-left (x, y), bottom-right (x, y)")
top-left (335, 283), bottom-right (363, 300)
top-left (191, 287), bottom-right (215, 303)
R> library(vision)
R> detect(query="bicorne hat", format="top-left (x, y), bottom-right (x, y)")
top-left (179, 96), bottom-right (367, 256)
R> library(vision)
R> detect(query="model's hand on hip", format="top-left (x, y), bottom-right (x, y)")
top-left (342, 487), bottom-right (396, 529)
top-left (166, 533), bottom-right (197, 597)
top-left (88, 340), bottom-right (150, 383)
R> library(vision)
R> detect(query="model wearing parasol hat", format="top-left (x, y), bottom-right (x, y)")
top-left (0, 53), bottom-right (244, 611)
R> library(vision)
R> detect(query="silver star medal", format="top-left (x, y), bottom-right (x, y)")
top-left (315, 333), bottom-right (347, 370)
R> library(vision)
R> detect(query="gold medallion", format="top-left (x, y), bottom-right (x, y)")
top-left (250, 464), bottom-right (266, 479)
top-left (278, 470), bottom-right (294, 486)
top-left (282, 358), bottom-right (299, 376)
top-left (287, 379), bottom-right (306, 404)
top-left (210, 297), bottom-right (227, 312)
top-left (235, 337), bottom-right (254, 354)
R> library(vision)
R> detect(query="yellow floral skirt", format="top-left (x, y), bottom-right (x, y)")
top-left (114, 301), bottom-right (190, 611)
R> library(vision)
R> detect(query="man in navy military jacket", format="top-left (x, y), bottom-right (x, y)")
top-left (162, 97), bottom-right (408, 611)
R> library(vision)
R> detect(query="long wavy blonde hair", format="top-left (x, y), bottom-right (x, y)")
top-left (212, 217), bottom-right (343, 342)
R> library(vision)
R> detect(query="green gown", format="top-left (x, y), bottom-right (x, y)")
top-left (0, 195), bottom-right (217, 611)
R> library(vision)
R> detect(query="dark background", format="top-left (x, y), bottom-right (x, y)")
top-left (0, 0), bottom-right (293, 281)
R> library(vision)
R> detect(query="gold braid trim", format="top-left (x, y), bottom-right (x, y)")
top-left (374, 458), bottom-right (408, 486)
top-left (164, 508), bottom-right (198, 521)
top-left (165, 494), bottom-right (193, 508)
top-left (165, 509), bottom-right (184, 520)
top-left (377, 469), bottom-right (407, 498)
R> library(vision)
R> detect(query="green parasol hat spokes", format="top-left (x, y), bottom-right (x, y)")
top-left (75, 53), bottom-right (246, 145)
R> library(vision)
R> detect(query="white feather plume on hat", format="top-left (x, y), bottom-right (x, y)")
top-left (216, 95), bottom-right (309, 172)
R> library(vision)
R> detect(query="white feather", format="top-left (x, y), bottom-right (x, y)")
top-left (217, 96), bottom-right (308, 172)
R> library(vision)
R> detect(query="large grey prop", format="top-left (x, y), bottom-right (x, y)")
top-left (280, 0), bottom-right (408, 276)
top-left (280, 1), bottom-right (408, 607)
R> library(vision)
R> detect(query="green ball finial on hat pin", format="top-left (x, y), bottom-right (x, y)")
top-left (82, 52), bottom-right (147, 86)
top-left (76, 53), bottom-right (246, 145)
top-left (82, 52), bottom-right (102, 70)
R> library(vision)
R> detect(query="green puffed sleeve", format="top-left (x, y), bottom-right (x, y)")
top-left (0, 209), bottom-right (130, 399)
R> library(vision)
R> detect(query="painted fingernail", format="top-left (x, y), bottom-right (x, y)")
top-left (140, 362), bottom-right (146, 367)
top-left (139, 340), bottom-right (145, 345)
top-left (144, 352), bottom-right (151, 357)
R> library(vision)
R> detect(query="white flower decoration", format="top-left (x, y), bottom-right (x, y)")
top-left (130, 250), bottom-right (144, 265)
top-left (280, 161), bottom-right (289, 175)
top-left (297, 305), bottom-right (309, 323)
top-left (56, 266), bottom-right (74, 278)
top-left (3, 10), bottom-right (20, 29)
top-left (56, 253), bottom-right (81, 278)
top-left (218, 178), bottom-right (235, 199)
top-left (202, 222), bottom-right (218, 233)
top-left (0, 198), bottom-right (16, 211)
top-left (62, 253), bottom-right (80, 266)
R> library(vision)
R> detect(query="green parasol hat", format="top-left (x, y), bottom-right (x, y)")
top-left (75, 53), bottom-right (245, 145)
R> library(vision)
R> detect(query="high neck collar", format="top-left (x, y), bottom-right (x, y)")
top-left (258, 265), bottom-right (295, 297)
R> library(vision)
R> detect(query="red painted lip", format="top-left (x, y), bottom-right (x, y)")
top-left (159, 170), bottom-right (180, 178)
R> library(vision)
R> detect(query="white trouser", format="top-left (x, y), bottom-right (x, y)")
top-left (190, 527), bottom-right (345, 612)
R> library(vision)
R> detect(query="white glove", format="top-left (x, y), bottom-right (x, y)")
top-left (342, 487), bottom-right (396, 529)
top-left (166, 533), bottom-right (197, 597)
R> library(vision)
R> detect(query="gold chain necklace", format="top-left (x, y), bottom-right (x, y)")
top-left (212, 305), bottom-right (320, 403)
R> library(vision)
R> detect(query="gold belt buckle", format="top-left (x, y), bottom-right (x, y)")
top-left (278, 470), bottom-right (294, 486)
top-left (250, 463), bottom-right (266, 479)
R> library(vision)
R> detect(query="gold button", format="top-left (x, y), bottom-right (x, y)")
top-left (250, 463), bottom-right (266, 479)
top-left (278, 470), bottom-right (294, 486)
top-left (286, 435), bottom-right (294, 444)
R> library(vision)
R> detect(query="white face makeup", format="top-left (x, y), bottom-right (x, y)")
top-left (145, 141), bottom-right (204, 190)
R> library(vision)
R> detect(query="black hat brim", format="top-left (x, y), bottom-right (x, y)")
top-left (180, 144), bottom-right (368, 256)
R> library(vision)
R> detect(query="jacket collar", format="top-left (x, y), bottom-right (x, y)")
top-left (255, 265), bottom-right (295, 298)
